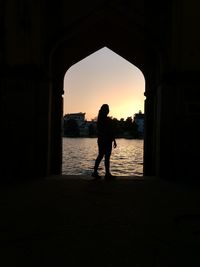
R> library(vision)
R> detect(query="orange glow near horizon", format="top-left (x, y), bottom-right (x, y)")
top-left (63, 47), bottom-right (145, 121)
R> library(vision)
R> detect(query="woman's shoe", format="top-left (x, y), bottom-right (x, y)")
top-left (104, 173), bottom-right (116, 180)
top-left (91, 172), bottom-right (101, 180)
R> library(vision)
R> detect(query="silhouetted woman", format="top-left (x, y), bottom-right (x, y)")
top-left (92, 104), bottom-right (117, 180)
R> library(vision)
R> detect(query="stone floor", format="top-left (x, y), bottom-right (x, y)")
top-left (0, 175), bottom-right (200, 266)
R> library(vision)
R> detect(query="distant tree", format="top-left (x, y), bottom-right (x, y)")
top-left (121, 116), bottom-right (139, 138)
top-left (109, 116), bottom-right (141, 138)
top-left (112, 118), bottom-right (124, 137)
top-left (124, 117), bottom-right (133, 131)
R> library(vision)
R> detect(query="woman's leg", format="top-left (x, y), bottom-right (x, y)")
top-left (94, 153), bottom-right (104, 172)
top-left (94, 141), bottom-right (105, 173)
top-left (104, 143), bottom-right (112, 175)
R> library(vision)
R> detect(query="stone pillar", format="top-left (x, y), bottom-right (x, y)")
top-left (143, 85), bottom-right (159, 176)
top-left (50, 80), bottom-right (63, 175)
top-left (0, 66), bottom-right (51, 180)
top-left (158, 72), bottom-right (200, 179)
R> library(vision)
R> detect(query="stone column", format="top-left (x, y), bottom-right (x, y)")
top-left (158, 72), bottom-right (200, 179)
top-left (50, 80), bottom-right (63, 175)
top-left (143, 84), bottom-right (159, 177)
top-left (0, 66), bottom-right (51, 180)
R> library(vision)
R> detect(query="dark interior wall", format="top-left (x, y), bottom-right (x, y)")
top-left (157, 1), bottom-right (200, 178)
top-left (1, 0), bottom-right (200, 180)
top-left (0, 1), bottom-right (51, 179)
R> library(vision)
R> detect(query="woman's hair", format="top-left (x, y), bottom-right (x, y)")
top-left (97, 104), bottom-right (109, 130)
top-left (97, 104), bottom-right (109, 121)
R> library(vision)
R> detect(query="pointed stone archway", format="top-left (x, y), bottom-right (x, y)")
top-left (49, 12), bottom-right (161, 177)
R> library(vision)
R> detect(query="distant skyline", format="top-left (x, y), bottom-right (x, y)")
top-left (63, 47), bottom-right (145, 121)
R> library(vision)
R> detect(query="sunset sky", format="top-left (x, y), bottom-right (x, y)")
top-left (63, 47), bottom-right (145, 121)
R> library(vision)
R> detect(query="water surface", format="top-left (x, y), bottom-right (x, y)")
top-left (62, 137), bottom-right (143, 176)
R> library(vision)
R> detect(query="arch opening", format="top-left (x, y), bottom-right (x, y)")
top-left (62, 47), bottom-right (145, 177)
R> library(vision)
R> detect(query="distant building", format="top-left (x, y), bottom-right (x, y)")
top-left (134, 110), bottom-right (144, 137)
top-left (63, 113), bottom-right (97, 137)
top-left (63, 112), bottom-right (86, 126)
